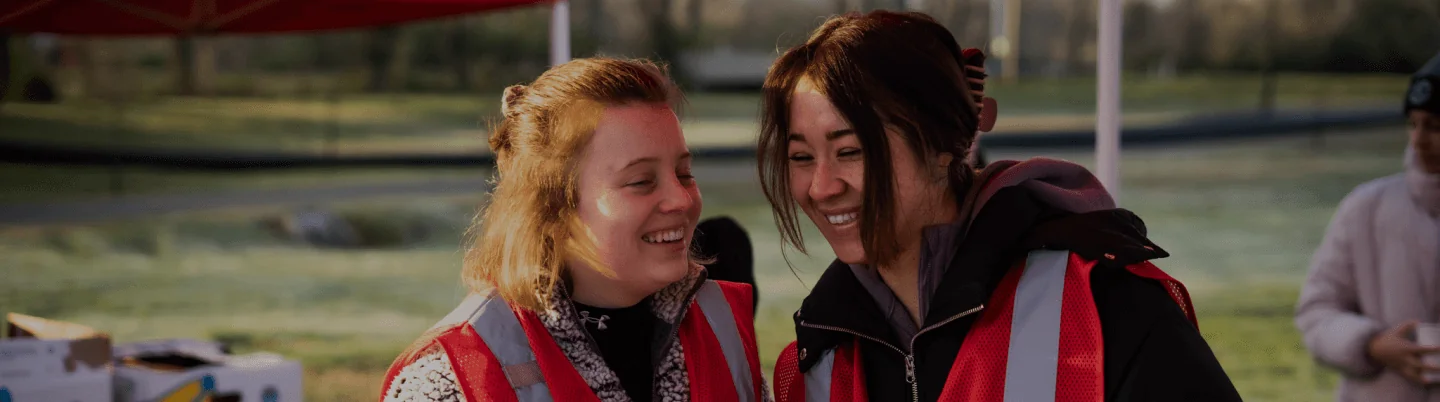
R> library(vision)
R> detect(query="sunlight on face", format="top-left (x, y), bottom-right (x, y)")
top-left (568, 103), bottom-right (700, 307)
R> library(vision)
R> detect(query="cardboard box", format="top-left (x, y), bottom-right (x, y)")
top-left (0, 313), bottom-right (114, 402)
top-left (113, 339), bottom-right (302, 402)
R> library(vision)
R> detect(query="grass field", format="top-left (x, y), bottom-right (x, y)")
top-left (0, 72), bottom-right (1408, 153)
top-left (0, 72), bottom-right (1411, 206)
top-left (0, 123), bottom-right (1414, 401)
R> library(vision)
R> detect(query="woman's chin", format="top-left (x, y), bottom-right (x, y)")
top-left (827, 241), bottom-right (869, 264)
top-left (642, 263), bottom-right (693, 289)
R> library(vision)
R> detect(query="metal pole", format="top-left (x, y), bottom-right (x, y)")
top-left (1002, 0), bottom-right (1020, 83)
top-left (1097, 0), bottom-right (1121, 203)
top-left (987, 0), bottom-right (1004, 74)
top-left (550, 0), bottom-right (571, 66)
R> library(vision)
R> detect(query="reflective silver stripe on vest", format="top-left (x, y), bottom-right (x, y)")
top-left (1003, 249), bottom-right (1070, 401)
top-left (803, 348), bottom-right (836, 402)
top-left (797, 250), bottom-right (1073, 401)
top-left (695, 280), bottom-right (756, 401)
top-left (436, 292), bottom-right (553, 401)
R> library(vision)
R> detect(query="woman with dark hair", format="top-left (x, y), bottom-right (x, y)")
top-left (761, 11), bottom-right (1239, 402)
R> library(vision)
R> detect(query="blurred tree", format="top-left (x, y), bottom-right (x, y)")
top-left (1062, 0), bottom-right (1093, 74)
top-left (388, 29), bottom-right (414, 91)
top-left (365, 26), bottom-right (399, 92)
top-left (1121, 0), bottom-right (1162, 72)
top-left (2, 33), bottom-right (10, 107)
top-left (688, 0), bottom-right (704, 39)
top-left (585, 0), bottom-right (606, 55)
top-left (642, 0), bottom-right (686, 86)
top-left (452, 18), bottom-right (473, 90)
top-left (174, 36), bottom-right (195, 95)
top-left (1175, 0), bottom-right (1212, 72)
top-left (1326, 0), bottom-right (1440, 72)
top-left (1259, 0), bottom-right (1279, 112)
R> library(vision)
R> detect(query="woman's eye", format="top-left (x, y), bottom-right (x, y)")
top-left (838, 148), bottom-right (862, 158)
top-left (627, 180), bottom-right (654, 187)
top-left (788, 153), bottom-right (814, 162)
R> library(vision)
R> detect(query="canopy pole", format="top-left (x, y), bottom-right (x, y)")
top-left (1096, 0), bottom-right (1121, 204)
top-left (550, 0), bottom-right (571, 66)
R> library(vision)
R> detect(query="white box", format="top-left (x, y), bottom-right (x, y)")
top-left (0, 374), bottom-right (111, 402)
top-left (0, 314), bottom-right (113, 402)
top-left (113, 340), bottom-right (302, 402)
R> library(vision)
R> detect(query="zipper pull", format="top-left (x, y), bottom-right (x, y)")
top-left (904, 354), bottom-right (917, 384)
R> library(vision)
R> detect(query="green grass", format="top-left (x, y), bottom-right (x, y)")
top-left (0, 72), bottom-right (1408, 152)
top-left (0, 72), bottom-right (1412, 204)
top-left (0, 125), bottom-right (1415, 401)
top-left (0, 163), bottom-right (489, 204)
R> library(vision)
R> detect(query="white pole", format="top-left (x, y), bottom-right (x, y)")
top-left (1097, 0), bottom-right (1122, 204)
top-left (987, 0), bottom-right (1005, 75)
top-left (550, 0), bottom-right (571, 66)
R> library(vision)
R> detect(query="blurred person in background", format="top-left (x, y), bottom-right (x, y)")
top-left (759, 11), bottom-right (1239, 402)
top-left (695, 216), bottom-right (759, 314)
top-left (1295, 51), bottom-right (1440, 401)
top-left (380, 58), bottom-right (769, 402)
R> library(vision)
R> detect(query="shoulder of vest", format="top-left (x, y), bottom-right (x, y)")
top-left (1053, 244), bottom-right (1165, 270)
top-left (707, 280), bottom-right (754, 304)
top-left (429, 290), bottom-right (501, 331)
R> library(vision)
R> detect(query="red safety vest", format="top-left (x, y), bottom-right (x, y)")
top-left (772, 250), bottom-right (1196, 402)
top-left (382, 280), bottom-right (766, 402)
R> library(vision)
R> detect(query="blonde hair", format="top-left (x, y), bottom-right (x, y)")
top-left (466, 57), bottom-right (684, 312)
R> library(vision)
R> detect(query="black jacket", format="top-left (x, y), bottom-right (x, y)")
top-left (791, 186), bottom-right (1242, 402)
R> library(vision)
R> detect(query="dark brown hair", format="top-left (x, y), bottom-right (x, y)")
top-left (757, 10), bottom-right (982, 265)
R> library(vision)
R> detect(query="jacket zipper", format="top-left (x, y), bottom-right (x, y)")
top-left (799, 304), bottom-right (985, 402)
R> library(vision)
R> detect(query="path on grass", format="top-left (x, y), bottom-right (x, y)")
top-left (0, 114), bottom-right (1400, 226)
top-left (0, 162), bottom-right (761, 226)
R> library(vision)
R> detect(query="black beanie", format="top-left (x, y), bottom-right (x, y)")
top-left (1405, 52), bottom-right (1440, 115)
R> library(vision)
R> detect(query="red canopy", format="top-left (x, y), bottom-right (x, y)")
top-left (0, 0), bottom-right (551, 35)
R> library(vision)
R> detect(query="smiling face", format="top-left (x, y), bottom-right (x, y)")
top-left (785, 78), bottom-right (952, 265)
top-left (567, 102), bottom-right (701, 307)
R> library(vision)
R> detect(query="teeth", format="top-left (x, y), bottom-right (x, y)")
top-left (826, 212), bottom-right (858, 225)
top-left (642, 229), bottom-right (685, 244)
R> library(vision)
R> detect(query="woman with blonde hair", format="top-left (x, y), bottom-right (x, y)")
top-left (380, 58), bottom-right (768, 402)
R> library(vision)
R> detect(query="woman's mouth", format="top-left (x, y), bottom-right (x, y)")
top-left (824, 211), bottom-right (859, 226)
top-left (641, 228), bottom-right (686, 244)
